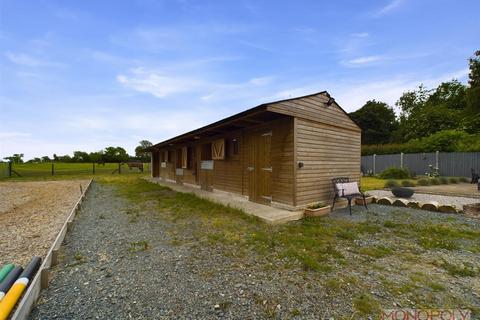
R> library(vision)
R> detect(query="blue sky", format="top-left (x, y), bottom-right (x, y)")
top-left (1, 0), bottom-right (479, 160)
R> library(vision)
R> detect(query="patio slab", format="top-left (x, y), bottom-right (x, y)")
top-left (145, 178), bottom-right (304, 224)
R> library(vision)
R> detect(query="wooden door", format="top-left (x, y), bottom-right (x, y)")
top-left (246, 131), bottom-right (272, 204)
top-left (152, 152), bottom-right (159, 177)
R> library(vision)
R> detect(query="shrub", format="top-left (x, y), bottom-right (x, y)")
top-left (307, 202), bottom-right (326, 209)
top-left (459, 177), bottom-right (468, 183)
top-left (417, 178), bottom-right (431, 186)
top-left (379, 167), bottom-right (410, 179)
top-left (401, 180), bottom-right (415, 187)
top-left (439, 177), bottom-right (449, 184)
top-left (449, 177), bottom-right (458, 184)
top-left (430, 178), bottom-right (441, 185)
top-left (384, 180), bottom-right (399, 188)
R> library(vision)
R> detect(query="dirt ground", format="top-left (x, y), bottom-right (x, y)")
top-left (414, 182), bottom-right (480, 198)
top-left (0, 179), bottom-right (90, 266)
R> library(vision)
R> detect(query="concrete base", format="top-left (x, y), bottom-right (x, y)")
top-left (145, 178), bottom-right (304, 224)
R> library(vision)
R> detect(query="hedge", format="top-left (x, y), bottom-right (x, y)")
top-left (362, 130), bottom-right (480, 155)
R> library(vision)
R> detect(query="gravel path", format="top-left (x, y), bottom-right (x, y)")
top-left (368, 190), bottom-right (479, 210)
top-left (30, 182), bottom-right (334, 319)
top-left (30, 181), bottom-right (480, 319)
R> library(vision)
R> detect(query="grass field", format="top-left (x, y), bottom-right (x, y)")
top-left (0, 162), bottom-right (150, 179)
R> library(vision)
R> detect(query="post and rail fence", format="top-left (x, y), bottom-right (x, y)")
top-left (362, 151), bottom-right (480, 177)
top-left (0, 162), bottom-right (150, 178)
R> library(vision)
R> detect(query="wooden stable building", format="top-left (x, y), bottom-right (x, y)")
top-left (149, 91), bottom-right (361, 210)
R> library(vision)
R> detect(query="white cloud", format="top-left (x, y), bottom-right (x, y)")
top-left (249, 76), bottom-right (274, 86)
top-left (271, 67), bottom-right (470, 113)
top-left (375, 0), bottom-right (404, 16)
top-left (346, 55), bottom-right (384, 65)
top-left (117, 68), bottom-right (202, 98)
top-left (4, 52), bottom-right (66, 67)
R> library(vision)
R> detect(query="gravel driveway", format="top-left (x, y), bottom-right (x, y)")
top-left (30, 180), bottom-right (480, 319)
top-left (30, 182), bottom-right (331, 319)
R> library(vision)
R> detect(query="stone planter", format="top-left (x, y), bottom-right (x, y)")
top-left (391, 187), bottom-right (415, 198)
top-left (355, 196), bottom-right (374, 206)
top-left (304, 205), bottom-right (331, 217)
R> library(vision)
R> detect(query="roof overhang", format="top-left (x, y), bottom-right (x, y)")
top-left (147, 90), bottom-right (361, 151)
top-left (147, 104), bottom-right (287, 150)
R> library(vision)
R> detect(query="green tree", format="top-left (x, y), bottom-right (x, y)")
top-left (402, 105), bottom-right (461, 140)
top-left (72, 151), bottom-right (91, 163)
top-left (426, 80), bottom-right (467, 110)
top-left (349, 100), bottom-right (398, 144)
top-left (41, 156), bottom-right (51, 162)
top-left (3, 153), bottom-right (24, 163)
top-left (395, 84), bottom-right (431, 118)
top-left (466, 50), bottom-right (480, 114)
top-left (103, 147), bottom-right (129, 163)
top-left (89, 151), bottom-right (104, 163)
top-left (135, 140), bottom-right (153, 161)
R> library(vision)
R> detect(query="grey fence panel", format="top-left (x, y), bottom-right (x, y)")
top-left (374, 154), bottom-right (401, 173)
top-left (361, 152), bottom-right (480, 177)
top-left (361, 155), bottom-right (373, 173)
top-left (403, 152), bottom-right (437, 176)
top-left (439, 152), bottom-right (480, 177)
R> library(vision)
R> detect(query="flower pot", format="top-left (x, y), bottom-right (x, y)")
top-left (355, 196), bottom-right (374, 205)
top-left (391, 187), bottom-right (415, 198)
top-left (304, 205), bottom-right (331, 217)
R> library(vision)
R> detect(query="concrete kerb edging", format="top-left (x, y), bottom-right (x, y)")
top-left (11, 179), bottom-right (93, 320)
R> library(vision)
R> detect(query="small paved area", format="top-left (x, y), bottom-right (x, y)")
top-left (368, 189), bottom-right (479, 210)
top-left (146, 177), bottom-right (303, 224)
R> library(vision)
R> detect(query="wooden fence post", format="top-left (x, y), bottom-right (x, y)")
top-left (51, 163), bottom-right (54, 176)
top-left (92, 163), bottom-right (95, 175)
top-left (8, 162), bottom-right (12, 177)
top-left (373, 154), bottom-right (376, 175)
top-left (118, 163), bottom-right (121, 174)
top-left (400, 152), bottom-right (404, 168)
top-left (435, 151), bottom-right (439, 169)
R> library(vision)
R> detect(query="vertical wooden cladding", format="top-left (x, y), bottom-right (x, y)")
top-left (211, 135), bottom-right (242, 194)
top-left (181, 147), bottom-right (188, 169)
top-left (270, 118), bottom-right (294, 206)
top-left (242, 118), bottom-right (294, 206)
top-left (151, 151), bottom-right (160, 177)
top-left (295, 118), bottom-right (361, 206)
